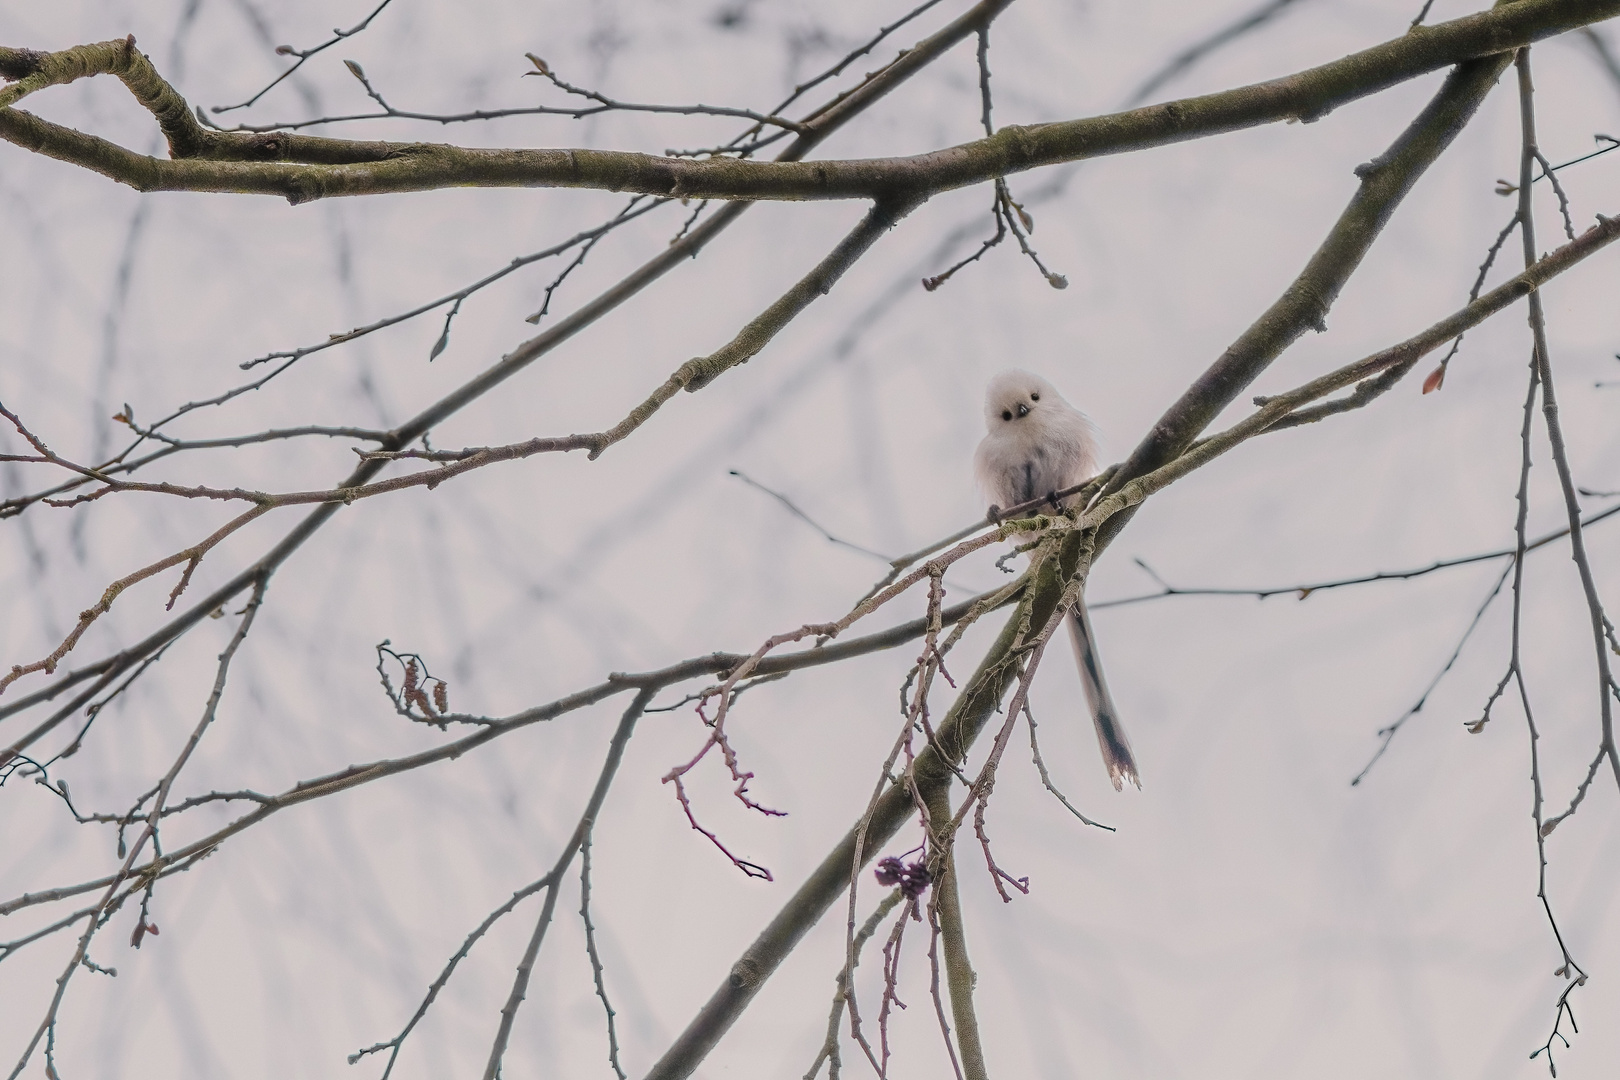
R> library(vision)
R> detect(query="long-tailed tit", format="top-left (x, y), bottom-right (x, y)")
top-left (973, 370), bottom-right (1140, 791)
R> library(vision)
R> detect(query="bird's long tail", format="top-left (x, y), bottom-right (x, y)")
top-left (1067, 598), bottom-right (1140, 791)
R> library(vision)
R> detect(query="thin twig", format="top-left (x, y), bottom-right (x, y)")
top-left (1514, 51), bottom-right (1599, 1073)
top-left (347, 874), bottom-right (556, 1077)
top-left (6, 575), bottom-right (267, 1080)
top-left (1096, 498), bottom-right (1620, 609)
top-left (803, 889), bottom-right (902, 1080)
top-left (1023, 701), bottom-right (1112, 829)
top-left (481, 688), bottom-right (654, 1080)
top-left (579, 834), bottom-right (627, 1080)
top-left (1350, 561), bottom-right (1512, 785)
top-left (212, 0), bottom-right (396, 113)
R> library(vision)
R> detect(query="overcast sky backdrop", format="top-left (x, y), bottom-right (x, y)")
top-left (3, 1), bottom-right (1620, 1077)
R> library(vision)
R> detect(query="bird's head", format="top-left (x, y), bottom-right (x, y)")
top-left (983, 369), bottom-right (1062, 431)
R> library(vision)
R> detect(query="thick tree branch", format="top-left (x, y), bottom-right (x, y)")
top-left (1, 0), bottom-right (1615, 203)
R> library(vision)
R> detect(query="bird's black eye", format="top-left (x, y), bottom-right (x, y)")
top-left (1001, 410), bottom-right (1013, 421)
top-left (1030, 392), bottom-right (1040, 401)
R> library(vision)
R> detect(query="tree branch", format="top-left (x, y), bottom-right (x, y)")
top-left (2, 0), bottom-right (1615, 203)
top-left (922, 783), bottom-right (988, 1080)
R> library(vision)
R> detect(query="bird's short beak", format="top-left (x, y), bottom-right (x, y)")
top-left (1016, 403), bottom-right (1030, 418)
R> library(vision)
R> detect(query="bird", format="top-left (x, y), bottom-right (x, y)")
top-left (973, 369), bottom-right (1140, 791)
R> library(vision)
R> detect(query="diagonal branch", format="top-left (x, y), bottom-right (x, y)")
top-left (0, 0), bottom-right (1019, 757)
top-left (575, 195), bottom-right (923, 459)
top-left (1097, 49), bottom-right (1516, 534)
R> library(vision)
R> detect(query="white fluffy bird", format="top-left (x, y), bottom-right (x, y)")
top-left (973, 369), bottom-right (1140, 791)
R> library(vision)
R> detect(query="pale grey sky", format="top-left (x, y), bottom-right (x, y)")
top-left (3, 2), bottom-right (1619, 1077)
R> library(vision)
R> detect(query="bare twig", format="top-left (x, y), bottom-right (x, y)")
top-left (1023, 701), bottom-right (1112, 829)
top-left (1516, 54), bottom-right (1620, 804)
top-left (1511, 51), bottom-right (1601, 1073)
top-left (579, 834), bottom-right (627, 1080)
top-left (347, 875), bottom-right (555, 1077)
top-left (1097, 497), bottom-right (1620, 609)
top-left (212, 0), bottom-right (396, 113)
top-left (803, 888), bottom-right (903, 1080)
top-left (0, 503), bottom-right (270, 699)
top-left (1350, 561), bottom-right (1512, 785)
top-left (921, 28), bottom-right (1065, 293)
top-left (482, 688), bottom-right (653, 1080)
top-left (522, 53), bottom-right (806, 131)
top-left (7, 574), bottom-right (267, 1080)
